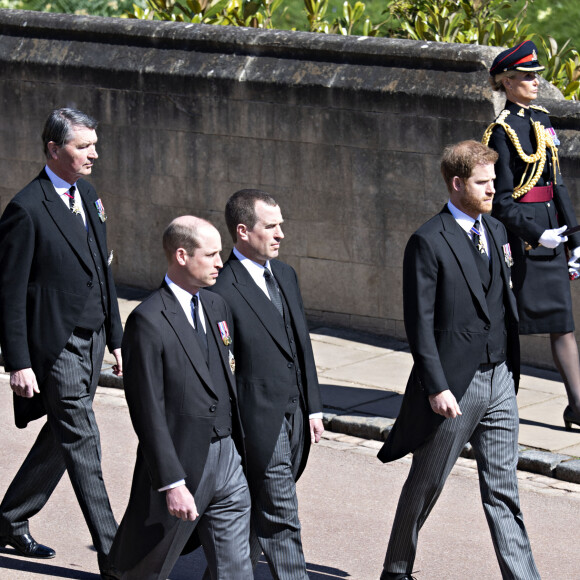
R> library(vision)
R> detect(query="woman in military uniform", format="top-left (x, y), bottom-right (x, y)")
top-left (483, 40), bottom-right (580, 430)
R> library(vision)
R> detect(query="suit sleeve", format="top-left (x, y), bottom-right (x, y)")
top-left (403, 233), bottom-right (448, 396)
top-left (122, 309), bottom-right (187, 490)
top-left (488, 126), bottom-right (545, 245)
top-left (291, 268), bottom-right (322, 414)
top-left (0, 201), bottom-right (35, 371)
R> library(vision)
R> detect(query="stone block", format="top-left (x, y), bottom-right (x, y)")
top-left (517, 450), bottom-right (569, 477)
top-left (555, 459), bottom-right (580, 484)
top-left (330, 415), bottom-right (393, 441)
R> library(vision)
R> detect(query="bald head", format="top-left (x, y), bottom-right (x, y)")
top-left (163, 216), bottom-right (223, 294)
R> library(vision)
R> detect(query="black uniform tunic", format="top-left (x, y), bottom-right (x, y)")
top-left (487, 100), bottom-right (580, 334)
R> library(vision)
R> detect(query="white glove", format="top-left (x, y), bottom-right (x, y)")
top-left (539, 225), bottom-right (568, 249)
top-left (568, 246), bottom-right (580, 268)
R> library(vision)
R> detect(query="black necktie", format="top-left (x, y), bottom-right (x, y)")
top-left (471, 219), bottom-right (486, 255)
top-left (191, 295), bottom-right (208, 354)
top-left (264, 269), bottom-right (283, 317)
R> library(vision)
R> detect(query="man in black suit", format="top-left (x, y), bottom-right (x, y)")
top-left (211, 189), bottom-right (324, 579)
top-left (377, 141), bottom-right (540, 580)
top-left (0, 108), bottom-right (123, 578)
top-left (110, 216), bottom-right (252, 580)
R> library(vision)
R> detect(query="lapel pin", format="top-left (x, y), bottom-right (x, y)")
top-left (228, 350), bottom-right (235, 374)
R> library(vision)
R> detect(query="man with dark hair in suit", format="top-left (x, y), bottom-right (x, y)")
top-left (212, 189), bottom-right (324, 580)
top-left (0, 108), bottom-right (123, 579)
top-left (110, 216), bottom-right (252, 580)
top-left (377, 141), bottom-right (539, 580)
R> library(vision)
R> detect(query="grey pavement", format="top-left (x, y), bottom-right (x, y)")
top-left (98, 290), bottom-right (580, 484)
top-left (1, 378), bottom-right (579, 579)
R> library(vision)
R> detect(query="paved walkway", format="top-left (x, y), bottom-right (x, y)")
top-left (99, 290), bottom-right (580, 482)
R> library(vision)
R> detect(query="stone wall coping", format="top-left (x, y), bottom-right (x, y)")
top-left (0, 7), bottom-right (508, 72)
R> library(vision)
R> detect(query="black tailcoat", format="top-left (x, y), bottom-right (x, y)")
top-left (378, 207), bottom-right (520, 463)
top-left (210, 253), bottom-right (322, 485)
top-left (0, 169), bottom-right (122, 427)
top-left (111, 284), bottom-right (244, 571)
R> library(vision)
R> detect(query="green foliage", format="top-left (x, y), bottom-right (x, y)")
top-left (8, 0), bottom-right (136, 16)
top-left (535, 35), bottom-right (580, 100)
top-left (385, 0), bottom-right (531, 46)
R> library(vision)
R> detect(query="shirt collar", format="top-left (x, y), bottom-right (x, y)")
top-left (447, 201), bottom-right (483, 236)
top-left (45, 165), bottom-right (76, 193)
top-left (165, 274), bottom-right (201, 324)
top-left (233, 247), bottom-right (272, 274)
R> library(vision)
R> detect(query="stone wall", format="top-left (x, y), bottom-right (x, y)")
top-left (0, 9), bottom-right (579, 367)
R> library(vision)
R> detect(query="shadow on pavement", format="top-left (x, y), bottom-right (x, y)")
top-left (0, 553), bottom-right (99, 579)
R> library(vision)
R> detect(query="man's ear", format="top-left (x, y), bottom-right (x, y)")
top-left (175, 247), bottom-right (187, 266)
top-left (451, 176), bottom-right (463, 194)
top-left (237, 224), bottom-right (248, 241)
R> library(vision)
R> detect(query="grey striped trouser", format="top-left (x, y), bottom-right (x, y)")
top-left (383, 362), bottom-right (540, 580)
top-left (0, 326), bottom-right (118, 558)
top-left (124, 435), bottom-right (252, 580)
top-left (249, 407), bottom-right (308, 580)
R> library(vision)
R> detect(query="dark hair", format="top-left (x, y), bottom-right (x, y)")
top-left (225, 189), bottom-right (278, 242)
top-left (162, 217), bottom-right (203, 261)
top-left (440, 141), bottom-right (498, 192)
top-left (42, 108), bottom-right (98, 158)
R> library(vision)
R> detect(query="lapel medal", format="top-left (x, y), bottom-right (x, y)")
top-left (503, 243), bottom-right (514, 267)
top-left (546, 126), bottom-right (560, 146)
top-left (228, 350), bottom-right (236, 374)
top-left (95, 198), bottom-right (107, 222)
top-left (217, 321), bottom-right (232, 346)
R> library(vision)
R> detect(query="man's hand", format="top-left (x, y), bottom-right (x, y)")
top-left (166, 485), bottom-right (199, 521)
top-left (111, 348), bottom-right (123, 377)
top-left (10, 368), bottom-right (39, 398)
top-left (428, 389), bottom-right (462, 418)
top-left (309, 418), bottom-right (325, 444)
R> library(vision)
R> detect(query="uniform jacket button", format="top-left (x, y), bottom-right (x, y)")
top-left (209, 404), bottom-right (217, 412)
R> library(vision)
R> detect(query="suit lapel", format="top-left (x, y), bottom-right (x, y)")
top-left (228, 257), bottom-right (292, 357)
top-left (439, 210), bottom-right (490, 322)
top-left (160, 285), bottom-right (216, 395)
top-left (482, 215), bottom-right (519, 321)
top-left (200, 290), bottom-right (237, 397)
top-left (271, 260), bottom-right (306, 337)
top-left (39, 172), bottom-right (92, 270)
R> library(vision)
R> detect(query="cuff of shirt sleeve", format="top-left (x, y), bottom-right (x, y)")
top-left (309, 412), bottom-right (323, 419)
top-left (158, 479), bottom-right (185, 492)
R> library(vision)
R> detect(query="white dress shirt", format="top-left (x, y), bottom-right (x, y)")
top-left (447, 200), bottom-right (489, 256)
top-left (45, 165), bottom-right (87, 226)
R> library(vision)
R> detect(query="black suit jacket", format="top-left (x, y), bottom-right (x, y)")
top-left (0, 169), bottom-right (122, 428)
top-left (378, 207), bottom-right (520, 463)
top-left (211, 253), bottom-right (322, 485)
top-left (111, 283), bottom-right (243, 571)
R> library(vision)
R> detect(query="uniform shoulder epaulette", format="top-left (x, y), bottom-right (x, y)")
top-left (530, 104), bottom-right (550, 114)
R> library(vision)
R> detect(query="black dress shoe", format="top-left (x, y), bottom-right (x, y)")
top-left (380, 572), bottom-right (417, 580)
top-left (563, 405), bottom-right (580, 431)
top-left (0, 532), bottom-right (55, 559)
